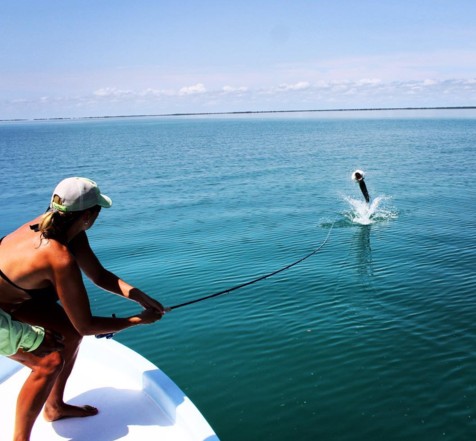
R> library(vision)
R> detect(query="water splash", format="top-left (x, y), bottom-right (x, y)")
top-left (343, 195), bottom-right (397, 225)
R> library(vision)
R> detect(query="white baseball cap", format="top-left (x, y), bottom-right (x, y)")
top-left (50, 177), bottom-right (112, 212)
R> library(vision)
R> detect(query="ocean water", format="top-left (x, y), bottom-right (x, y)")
top-left (1, 113), bottom-right (475, 440)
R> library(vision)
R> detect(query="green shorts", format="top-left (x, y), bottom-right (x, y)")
top-left (0, 309), bottom-right (45, 356)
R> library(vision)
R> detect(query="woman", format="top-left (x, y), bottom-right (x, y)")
top-left (0, 177), bottom-right (165, 441)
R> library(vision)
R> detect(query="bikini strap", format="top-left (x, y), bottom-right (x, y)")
top-left (0, 237), bottom-right (28, 291)
top-left (0, 268), bottom-right (26, 291)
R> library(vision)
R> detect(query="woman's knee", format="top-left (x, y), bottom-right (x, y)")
top-left (36, 351), bottom-right (64, 376)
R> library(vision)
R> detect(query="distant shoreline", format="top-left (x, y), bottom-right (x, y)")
top-left (2, 106), bottom-right (475, 122)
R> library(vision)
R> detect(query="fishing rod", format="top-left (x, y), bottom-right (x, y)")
top-left (96, 223), bottom-right (334, 338)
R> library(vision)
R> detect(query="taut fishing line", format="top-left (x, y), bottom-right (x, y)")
top-left (96, 223), bottom-right (334, 338)
top-left (168, 221), bottom-right (335, 311)
top-left (168, 168), bottom-right (371, 311)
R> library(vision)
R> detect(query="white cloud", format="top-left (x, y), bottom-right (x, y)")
top-left (222, 85), bottom-right (248, 94)
top-left (94, 87), bottom-right (133, 98)
top-left (178, 83), bottom-right (206, 96)
top-left (357, 78), bottom-right (382, 86)
top-left (4, 77), bottom-right (476, 119)
top-left (138, 88), bottom-right (176, 98)
top-left (277, 81), bottom-right (310, 91)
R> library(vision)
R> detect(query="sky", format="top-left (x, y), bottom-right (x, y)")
top-left (1, 0), bottom-right (476, 119)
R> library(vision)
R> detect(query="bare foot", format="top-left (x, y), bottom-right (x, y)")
top-left (44, 403), bottom-right (99, 421)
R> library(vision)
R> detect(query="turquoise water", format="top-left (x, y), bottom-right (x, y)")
top-left (1, 114), bottom-right (475, 440)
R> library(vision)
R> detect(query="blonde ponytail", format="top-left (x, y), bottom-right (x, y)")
top-left (34, 196), bottom-right (80, 241)
top-left (38, 211), bottom-right (55, 232)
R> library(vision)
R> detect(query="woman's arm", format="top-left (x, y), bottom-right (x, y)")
top-left (50, 245), bottom-right (162, 336)
top-left (68, 232), bottom-right (166, 313)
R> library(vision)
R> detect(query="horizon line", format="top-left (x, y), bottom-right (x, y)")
top-left (2, 105), bottom-right (476, 122)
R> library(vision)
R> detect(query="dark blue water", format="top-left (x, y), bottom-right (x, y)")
top-left (1, 114), bottom-right (475, 440)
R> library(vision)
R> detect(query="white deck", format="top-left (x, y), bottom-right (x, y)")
top-left (0, 336), bottom-right (219, 441)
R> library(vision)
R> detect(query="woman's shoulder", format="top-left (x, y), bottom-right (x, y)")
top-left (29, 240), bottom-right (77, 283)
top-left (15, 222), bottom-right (74, 264)
top-left (0, 219), bottom-right (75, 288)
top-left (39, 236), bottom-right (70, 253)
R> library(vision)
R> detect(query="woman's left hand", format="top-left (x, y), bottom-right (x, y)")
top-left (131, 289), bottom-right (166, 315)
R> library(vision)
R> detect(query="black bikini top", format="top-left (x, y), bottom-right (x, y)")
top-left (0, 236), bottom-right (57, 299)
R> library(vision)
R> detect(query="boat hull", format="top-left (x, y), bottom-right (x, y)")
top-left (0, 336), bottom-right (218, 440)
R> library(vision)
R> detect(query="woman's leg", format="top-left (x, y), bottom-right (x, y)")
top-left (8, 350), bottom-right (63, 441)
top-left (11, 301), bottom-right (98, 421)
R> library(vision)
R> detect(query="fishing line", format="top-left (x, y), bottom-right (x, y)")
top-left (168, 221), bottom-right (335, 311)
top-left (96, 222), bottom-right (334, 338)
